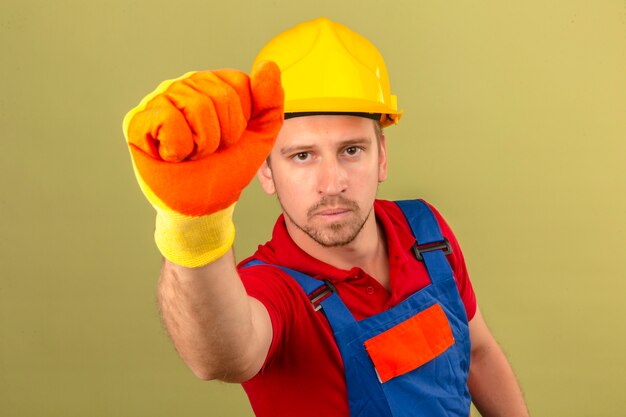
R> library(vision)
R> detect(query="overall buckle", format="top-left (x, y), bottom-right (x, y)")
top-left (308, 280), bottom-right (337, 311)
top-left (412, 238), bottom-right (452, 261)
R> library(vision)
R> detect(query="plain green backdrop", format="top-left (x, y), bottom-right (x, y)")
top-left (1, 0), bottom-right (625, 416)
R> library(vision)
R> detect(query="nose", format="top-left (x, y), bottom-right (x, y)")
top-left (317, 156), bottom-right (348, 196)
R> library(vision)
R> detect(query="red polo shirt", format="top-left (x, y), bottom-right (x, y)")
top-left (237, 199), bottom-right (476, 417)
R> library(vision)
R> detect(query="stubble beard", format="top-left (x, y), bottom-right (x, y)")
top-left (279, 195), bottom-right (374, 248)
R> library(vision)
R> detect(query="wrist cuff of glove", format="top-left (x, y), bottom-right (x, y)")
top-left (154, 203), bottom-right (236, 268)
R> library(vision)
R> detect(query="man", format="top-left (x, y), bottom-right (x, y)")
top-left (124, 17), bottom-right (529, 417)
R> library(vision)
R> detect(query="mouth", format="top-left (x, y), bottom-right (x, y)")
top-left (311, 207), bottom-right (352, 221)
top-left (307, 196), bottom-right (360, 221)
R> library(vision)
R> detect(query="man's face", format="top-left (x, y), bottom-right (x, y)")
top-left (258, 115), bottom-right (387, 248)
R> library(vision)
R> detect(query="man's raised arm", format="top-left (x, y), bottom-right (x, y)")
top-left (122, 62), bottom-right (284, 382)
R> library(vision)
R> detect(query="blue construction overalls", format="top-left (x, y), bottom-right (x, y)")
top-left (246, 199), bottom-right (472, 416)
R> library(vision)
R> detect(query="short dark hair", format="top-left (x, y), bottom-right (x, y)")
top-left (373, 119), bottom-right (383, 146)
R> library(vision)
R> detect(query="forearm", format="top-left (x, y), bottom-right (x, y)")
top-left (158, 250), bottom-right (271, 382)
top-left (467, 308), bottom-right (529, 417)
top-left (468, 341), bottom-right (529, 417)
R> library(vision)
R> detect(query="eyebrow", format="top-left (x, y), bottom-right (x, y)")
top-left (279, 144), bottom-right (315, 156)
top-left (279, 137), bottom-right (372, 156)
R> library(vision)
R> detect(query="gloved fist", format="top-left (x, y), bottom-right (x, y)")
top-left (123, 61), bottom-right (284, 267)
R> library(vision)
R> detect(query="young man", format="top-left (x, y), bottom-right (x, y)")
top-left (124, 17), bottom-right (529, 417)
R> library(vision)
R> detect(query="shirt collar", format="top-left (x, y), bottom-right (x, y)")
top-left (247, 200), bottom-right (417, 284)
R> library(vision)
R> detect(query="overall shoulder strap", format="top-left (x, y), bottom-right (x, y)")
top-left (242, 260), bottom-right (356, 328)
top-left (244, 260), bottom-right (323, 294)
top-left (395, 199), bottom-right (454, 283)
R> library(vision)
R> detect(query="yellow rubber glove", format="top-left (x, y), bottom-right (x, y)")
top-left (123, 61), bottom-right (284, 267)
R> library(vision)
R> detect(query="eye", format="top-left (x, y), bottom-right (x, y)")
top-left (344, 146), bottom-right (362, 156)
top-left (292, 152), bottom-right (311, 162)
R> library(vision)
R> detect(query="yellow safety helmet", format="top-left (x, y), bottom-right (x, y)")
top-left (253, 17), bottom-right (402, 127)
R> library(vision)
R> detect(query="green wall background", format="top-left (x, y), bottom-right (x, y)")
top-left (1, 1), bottom-right (624, 416)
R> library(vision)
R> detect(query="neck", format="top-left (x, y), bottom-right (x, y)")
top-left (286, 210), bottom-right (390, 289)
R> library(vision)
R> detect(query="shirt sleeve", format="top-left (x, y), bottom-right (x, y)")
top-left (237, 263), bottom-right (306, 373)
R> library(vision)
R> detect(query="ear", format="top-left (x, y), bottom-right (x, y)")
top-left (257, 158), bottom-right (276, 195)
top-left (377, 133), bottom-right (388, 183)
